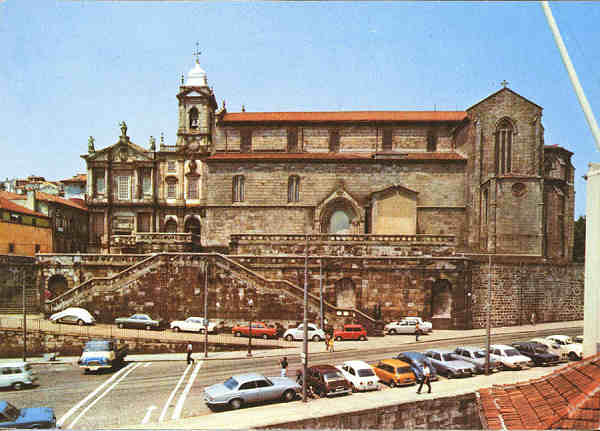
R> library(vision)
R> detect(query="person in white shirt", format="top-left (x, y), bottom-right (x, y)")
top-left (417, 363), bottom-right (431, 394)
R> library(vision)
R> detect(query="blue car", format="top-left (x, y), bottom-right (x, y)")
top-left (395, 351), bottom-right (439, 381)
top-left (0, 401), bottom-right (57, 429)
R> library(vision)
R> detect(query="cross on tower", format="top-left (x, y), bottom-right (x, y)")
top-left (193, 42), bottom-right (201, 64)
top-left (501, 80), bottom-right (509, 88)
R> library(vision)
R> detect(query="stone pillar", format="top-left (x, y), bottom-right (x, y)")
top-left (87, 168), bottom-right (93, 198)
top-left (584, 163), bottom-right (600, 357)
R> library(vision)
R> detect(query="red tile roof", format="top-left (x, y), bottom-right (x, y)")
top-left (206, 152), bottom-right (466, 162)
top-left (0, 196), bottom-right (48, 218)
top-left (60, 173), bottom-right (87, 184)
top-left (0, 191), bottom-right (26, 200)
top-left (221, 111), bottom-right (467, 123)
top-left (35, 191), bottom-right (87, 211)
top-left (478, 354), bottom-right (600, 430)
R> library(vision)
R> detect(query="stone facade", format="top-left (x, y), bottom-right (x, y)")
top-left (0, 255), bottom-right (38, 312)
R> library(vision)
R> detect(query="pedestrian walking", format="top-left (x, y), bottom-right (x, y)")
top-left (530, 312), bottom-right (536, 326)
top-left (417, 363), bottom-right (432, 394)
top-left (186, 342), bottom-right (194, 365)
top-left (328, 334), bottom-right (335, 353)
top-left (279, 356), bottom-right (288, 377)
top-left (415, 322), bottom-right (421, 342)
top-left (324, 333), bottom-right (331, 352)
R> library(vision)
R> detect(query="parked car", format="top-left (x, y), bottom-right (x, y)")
top-left (510, 341), bottom-right (560, 366)
top-left (114, 313), bottom-right (163, 330)
top-left (545, 335), bottom-right (582, 361)
top-left (283, 323), bottom-right (326, 342)
top-left (487, 344), bottom-right (533, 370)
top-left (333, 324), bottom-right (368, 341)
top-left (78, 339), bottom-right (128, 373)
top-left (0, 401), bottom-right (57, 429)
top-left (371, 358), bottom-right (416, 387)
top-left (530, 337), bottom-right (570, 362)
top-left (402, 316), bottom-right (433, 333)
top-left (424, 349), bottom-right (476, 378)
top-left (305, 364), bottom-right (352, 397)
top-left (49, 307), bottom-right (95, 326)
top-left (395, 351), bottom-right (439, 381)
top-left (170, 317), bottom-right (217, 334)
top-left (336, 360), bottom-right (379, 392)
top-left (574, 335), bottom-right (583, 344)
top-left (452, 346), bottom-right (501, 374)
top-left (384, 320), bottom-right (419, 335)
top-left (232, 322), bottom-right (277, 339)
top-left (203, 372), bottom-right (300, 411)
top-left (0, 363), bottom-right (37, 391)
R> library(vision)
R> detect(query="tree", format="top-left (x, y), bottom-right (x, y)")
top-left (573, 216), bottom-right (586, 263)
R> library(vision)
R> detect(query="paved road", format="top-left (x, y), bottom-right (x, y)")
top-left (1, 325), bottom-right (582, 429)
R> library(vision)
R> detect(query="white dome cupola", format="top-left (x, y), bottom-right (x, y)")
top-left (185, 60), bottom-right (207, 87)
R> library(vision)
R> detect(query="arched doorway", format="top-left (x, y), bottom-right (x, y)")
top-left (164, 219), bottom-right (177, 233)
top-left (335, 278), bottom-right (356, 309)
top-left (431, 279), bottom-right (452, 318)
top-left (47, 274), bottom-right (69, 298)
top-left (184, 217), bottom-right (201, 235)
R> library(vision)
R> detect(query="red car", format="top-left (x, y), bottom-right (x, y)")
top-left (232, 321), bottom-right (277, 339)
top-left (333, 324), bottom-right (368, 341)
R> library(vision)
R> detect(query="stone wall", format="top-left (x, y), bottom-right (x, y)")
top-left (0, 255), bottom-right (38, 311)
top-left (263, 393), bottom-right (481, 429)
top-left (470, 259), bottom-right (583, 328)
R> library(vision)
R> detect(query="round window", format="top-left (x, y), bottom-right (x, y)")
top-left (512, 182), bottom-right (526, 197)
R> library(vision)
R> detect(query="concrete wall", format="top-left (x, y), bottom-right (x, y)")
top-left (263, 393), bottom-right (481, 429)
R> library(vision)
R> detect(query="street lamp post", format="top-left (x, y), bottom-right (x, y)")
top-left (247, 298), bottom-right (254, 357)
top-left (485, 254), bottom-right (492, 375)
top-left (204, 261), bottom-right (209, 358)
top-left (319, 258), bottom-right (324, 331)
top-left (302, 233), bottom-right (309, 403)
top-left (22, 270), bottom-right (27, 363)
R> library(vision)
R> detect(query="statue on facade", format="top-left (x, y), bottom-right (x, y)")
top-left (88, 136), bottom-right (95, 153)
top-left (120, 121), bottom-right (128, 137)
top-left (149, 135), bottom-right (156, 151)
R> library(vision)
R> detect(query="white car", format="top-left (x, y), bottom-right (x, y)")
top-left (336, 360), bottom-right (379, 392)
top-left (283, 323), bottom-right (325, 342)
top-left (49, 307), bottom-right (95, 326)
top-left (487, 344), bottom-right (533, 370)
top-left (402, 317), bottom-right (432, 333)
top-left (545, 335), bottom-right (582, 361)
top-left (384, 320), bottom-right (418, 335)
top-left (170, 317), bottom-right (217, 334)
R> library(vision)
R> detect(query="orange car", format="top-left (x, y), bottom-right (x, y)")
top-left (371, 359), bottom-right (416, 387)
top-left (231, 321), bottom-right (277, 339)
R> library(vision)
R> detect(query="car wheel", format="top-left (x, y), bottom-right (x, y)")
top-left (335, 336), bottom-right (342, 341)
top-left (229, 399), bottom-right (243, 410)
top-left (12, 382), bottom-right (24, 391)
top-left (389, 380), bottom-right (397, 388)
top-left (568, 352), bottom-right (579, 361)
top-left (77, 319), bottom-right (84, 326)
top-left (173, 327), bottom-right (180, 332)
top-left (262, 334), bottom-right (269, 340)
top-left (285, 334), bottom-right (294, 342)
top-left (312, 335), bottom-right (321, 342)
top-left (234, 332), bottom-right (241, 337)
top-left (359, 335), bottom-right (366, 341)
top-left (389, 329), bottom-right (396, 335)
top-left (282, 389), bottom-right (295, 402)
top-left (118, 323), bottom-right (124, 329)
top-left (145, 324), bottom-right (152, 330)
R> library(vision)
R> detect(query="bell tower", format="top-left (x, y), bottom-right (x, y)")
top-left (175, 46), bottom-right (218, 153)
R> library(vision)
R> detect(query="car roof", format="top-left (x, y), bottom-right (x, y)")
top-left (231, 373), bottom-right (266, 383)
top-left (378, 359), bottom-right (411, 368)
top-left (342, 360), bottom-right (371, 368)
top-left (426, 348), bottom-right (453, 354)
top-left (457, 346), bottom-right (484, 352)
top-left (310, 364), bottom-right (339, 372)
top-left (398, 351), bottom-right (426, 359)
top-left (490, 344), bottom-right (514, 350)
top-left (548, 334), bottom-right (569, 340)
top-left (0, 362), bottom-right (27, 368)
top-left (343, 324), bottom-right (363, 328)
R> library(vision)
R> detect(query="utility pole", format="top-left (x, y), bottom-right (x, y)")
top-left (204, 260), bottom-right (209, 358)
top-left (247, 298), bottom-right (253, 357)
top-left (302, 233), bottom-right (309, 403)
top-left (22, 269), bottom-right (27, 362)
top-left (319, 258), bottom-right (324, 330)
top-left (485, 254), bottom-right (491, 375)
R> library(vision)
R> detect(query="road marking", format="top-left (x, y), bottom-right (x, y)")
top-left (141, 405), bottom-right (157, 424)
top-left (67, 363), bottom-right (141, 429)
top-left (158, 363), bottom-right (192, 423)
top-left (144, 362), bottom-right (152, 367)
top-left (57, 363), bottom-right (134, 427)
top-left (172, 360), bottom-right (203, 420)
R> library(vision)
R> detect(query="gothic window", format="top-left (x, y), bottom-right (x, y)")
top-left (495, 118), bottom-right (513, 174)
top-left (117, 175), bottom-right (131, 200)
top-left (167, 179), bottom-right (177, 199)
top-left (287, 128), bottom-right (299, 152)
top-left (94, 169), bottom-right (105, 195)
top-left (240, 130), bottom-right (252, 153)
top-left (189, 107), bottom-right (199, 129)
top-left (329, 130), bottom-right (340, 152)
top-left (232, 175), bottom-right (245, 202)
top-left (288, 175), bottom-right (300, 202)
top-left (482, 188), bottom-right (489, 225)
top-left (329, 210), bottom-right (350, 234)
top-left (427, 130), bottom-right (437, 152)
top-left (382, 129), bottom-right (393, 151)
top-left (167, 160), bottom-right (176, 173)
top-left (187, 177), bottom-right (199, 200)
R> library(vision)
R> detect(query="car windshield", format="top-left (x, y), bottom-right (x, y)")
top-left (1, 403), bottom-right (20, 421)
top-left (534, 346), bottom-right (548, 353)
top-left (324, 371), bottom-right (343, 380)
top-left (441, 353), bottom-right (454, 361)
top-left (357, 368), bottom-right (375, 377)
top-left (223, 377), bottom-right (238, 389)
top-left (505, 349), bottom-right (521, 356)
top-left (397, 367), bottom-right (412, 374)
top-left (83, 342), bottom-right (110, 352)
top-left (263, 377), bottom-right (273, 385)
top-left (474, 351), bottom-right (486, 358)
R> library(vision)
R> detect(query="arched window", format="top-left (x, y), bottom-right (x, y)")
top-left (495, 118), bottom-right (514, 174)
top-left (164, 219), bottom-right (177, 233)
top-left (232, 175), bottom-right (245, 202)
top-left (184, 217), bottom-right (201, 235)
top-left (329, 210), bottom-right (351, 234)
top-left (288, 175), bottom-right (300, 202)
top-left (189, 107), bottom-right (199, 129)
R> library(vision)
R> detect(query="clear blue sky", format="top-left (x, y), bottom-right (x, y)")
top-left (2, 1), bottom-right (599, 218)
